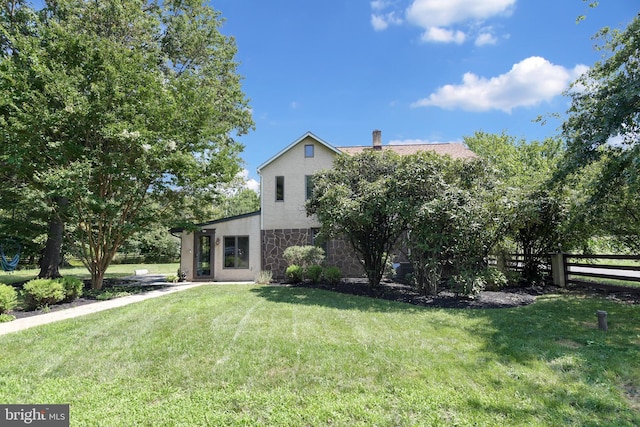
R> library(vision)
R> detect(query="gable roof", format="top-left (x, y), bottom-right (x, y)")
top-left (337, 143), bottom-right (477, 159)
top-left (169, 210), bottom-right (261, 233)
top-left (257, 131), bottom-right (343, 173)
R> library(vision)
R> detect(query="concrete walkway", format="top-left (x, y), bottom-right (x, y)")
top-left (0, 275), bottom-right (210, 336)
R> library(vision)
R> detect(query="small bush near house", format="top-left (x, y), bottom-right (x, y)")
top-left (448, 271), bottom-right (486, 297)
top-left (306, 265), bottom-right (323, 284)
top-left (23, 279), bottom-right (66, 310)
top-left (56, 277), bottom-right (84, 302)
top-left (283, 246), bottom-right (325, 268)
top-left (255, 270), bottom-right (273, 285)
top-left (323, 266), bottom-right (342, 285)
top-left (285, 265), bottom-right (303, 283)
top-left (0, 283), bottom-right (18, 313)
top-left (481, 267), bottom-right (508, 291)
top-left (166, 274), bottom-right (179, 283)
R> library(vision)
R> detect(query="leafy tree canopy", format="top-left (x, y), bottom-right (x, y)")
top-left (0, 0), bottom-right (254, 288)
top-left (559, 14), bottom-right (640, 253)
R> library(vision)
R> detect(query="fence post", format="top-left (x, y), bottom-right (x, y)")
top-left (551, 252), bottom-right (566, 287)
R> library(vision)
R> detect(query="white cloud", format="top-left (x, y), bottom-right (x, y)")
top-left (421, 27), bottom-right (466, 44)
top-left (371, 12), bottom-right (403, 31)
top-left (389, 138), bottom-right (462, 145)
top-left (411, 56), bottom-right (588, 113)
top-left (372, 0), bottom-right (513, 44)
top-left (370, 0), bottom-right (390, 11)
top-left (371, 14), bottom-right (389, 31)
top-left (238, 169), bottom-right (260, 193)
top-left (475, 32), bottom-right (497, 46)
top-left (245, 178), bottom-right (260, 193)
top-left (406, 0), bottom-right (515, 28)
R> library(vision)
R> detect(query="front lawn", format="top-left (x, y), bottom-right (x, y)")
top-left (0, 285), bottom-right (638, 426)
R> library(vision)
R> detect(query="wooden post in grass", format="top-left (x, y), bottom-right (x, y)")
top-left (551, 253), bottom-right (566, 287)
top-left (597, 310), bottom-right (608, 331)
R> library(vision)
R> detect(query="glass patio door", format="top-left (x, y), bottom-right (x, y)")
top-left (194, 231), bottom-right (214, 279)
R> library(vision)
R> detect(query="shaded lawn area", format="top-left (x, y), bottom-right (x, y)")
top-left (0, 285), bottom-right (638, 426)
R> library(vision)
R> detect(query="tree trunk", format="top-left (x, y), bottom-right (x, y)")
top-left (38, 198), bottom-right (67, 279)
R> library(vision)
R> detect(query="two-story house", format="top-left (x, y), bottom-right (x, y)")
top-left (174, 130), bottom-right (476, 281)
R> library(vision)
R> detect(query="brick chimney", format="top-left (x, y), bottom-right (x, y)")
top-left (372, 129), bottom-right (382, 150)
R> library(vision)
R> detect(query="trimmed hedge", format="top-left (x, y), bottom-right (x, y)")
top-left (23, 279), bottom-right (65, 310)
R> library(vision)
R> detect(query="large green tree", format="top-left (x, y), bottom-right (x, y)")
top-left (0, 0), bottom-right (253, 288)
top-left (465, 132), bottom-right (568, 282)
top-left (560, 14), bottom-right (640, 252)
top-left (402, 155), bottom-right (501, 295)
top-left (307, 150), bottom-right (415, 288)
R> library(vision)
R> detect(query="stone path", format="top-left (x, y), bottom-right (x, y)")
top-left (0, 275), bottom-right (221, 336)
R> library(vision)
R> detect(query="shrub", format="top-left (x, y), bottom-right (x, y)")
top-left (306, 265), bottom-right (323, 283)
top-left (23, 279), bottom-right (65, 310)
top-left (481, 267), bottom-right (508, 291)
top-left (56, 277), bottom-right (84, 302)
top-left (505, 271), bottom-right (522, 286)
top-left (448, 271), bottom-right (486, 297)
top-left (255, 270), bottom-right (273, 285)
top-left (323, 266), bottom-right (342, 285)
top-left (0, 284), bottom-right (18, 314)
top-left (283, 246), bottom-right (325, 268)
top-left (285, 265), bottom-right (304, 283)
top-left (166, 274), bottom-right (179, 283)
top-left (0, 313), bottom-right (15, 323)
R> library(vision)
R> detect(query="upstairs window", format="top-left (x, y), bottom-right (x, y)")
top-left (276, 176), bottom-right (284, 201)
top-left (305, 175), bottom-right (314, 200)
top-left (304, 144), bottom-right (314, 158)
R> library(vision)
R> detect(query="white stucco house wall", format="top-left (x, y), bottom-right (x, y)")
top-left (173, 130), bottom-right (476, 281)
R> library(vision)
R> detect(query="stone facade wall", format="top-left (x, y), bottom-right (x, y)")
top-left (325, 238), bottom-right (364, 278)
top-left (262, 228), bottom-right (364, 279)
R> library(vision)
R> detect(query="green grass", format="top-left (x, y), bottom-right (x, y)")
top-left (0, 285), bottom-right (639, 426)
top-left (0, 263), bottom-right (179, 285)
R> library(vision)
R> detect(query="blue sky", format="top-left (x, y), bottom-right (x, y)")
top-left (212, 0), bottom-right (636, 189)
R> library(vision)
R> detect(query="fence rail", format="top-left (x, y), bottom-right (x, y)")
top-left (491, 253), bottom-right (640, 293)
top-left (561, 253), bottom-right (640, 293)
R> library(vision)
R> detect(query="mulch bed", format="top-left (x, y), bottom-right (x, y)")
top-left (7, 278), bottom-right (169, 320)
top-left (292, 278), bottom-right (640, 309)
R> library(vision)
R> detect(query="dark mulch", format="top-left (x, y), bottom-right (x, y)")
top-left (291, 278), bottom-right (640, 309)
top-left (292, 279), bottom-right (538, 309)
top-left (7, 278), bottom-right (169, 320)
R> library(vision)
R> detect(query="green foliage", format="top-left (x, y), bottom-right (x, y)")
top-left (305, 265), bottom-right (323, 284)
top-left (558, 15), bottom-right (640, 252)
top-left (507, 189), bottom-right (566, 282)
top-left (282, 246), bottom-right (325, 269)
top-left (165, 275), bottom-right (179, 283)
top-left (0, 0), bottom-right (254, 290)
top-left (448, 270), bottom-right (486, 297)
top-left (285, 265), bottom-right (303, 283)
top-left (307, 150), bottom-right (430, 288)
top-left (0, 313), bottom-right (15, 322)
top-left (254, 270), bottom-right (272, 285)
top-left (22, 279), bottom-right (65, 310)
top-left (465, 132), bottom-right (570, 282)
top-left (405, 156), bottom-right (501, 295)
top-left (480, 267), bottom-right (508, 291)
top-left (322, 266), bottom-right (342, 285)
top-left (56, 277), bottom-right (84, 302)
top-left (0, 283), bottom-right (18, 314)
